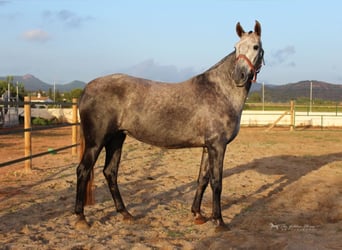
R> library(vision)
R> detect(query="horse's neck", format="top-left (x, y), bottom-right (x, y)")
top-left (207, 52), bottom-right (250, 93)
top-left (206, 52), bottom-right (235, 73)
top-left (203, 52), bottom-right (251, 110)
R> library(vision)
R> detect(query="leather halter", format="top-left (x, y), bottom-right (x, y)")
top-left (236, 52), bottom-right (264, 83)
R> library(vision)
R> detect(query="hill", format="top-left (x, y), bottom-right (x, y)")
top-left (57, 80), bottom-right (86, 92)
top-left (250, 80), bottom-right (342, 102)
top-left (1, 75), bottom-right (342, 102)
top-left (0, 74), bottom-right (86, 92)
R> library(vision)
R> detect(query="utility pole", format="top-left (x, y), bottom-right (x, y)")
top-left (7, 82), bottom-right (10, 122)
top-left (16, 82), bottom-right (19, 113)
top-left (262, 82), bottom-right (265, 111)
top-left (53, 81), bottom-right (56, 103)
top-left (309, 81), bottom-right (313, 113)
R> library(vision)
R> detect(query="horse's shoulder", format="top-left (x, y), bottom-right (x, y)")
top-left (190, 73), bottom-right (215, 92)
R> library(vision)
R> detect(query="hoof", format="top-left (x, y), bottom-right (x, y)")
top-left (194, 213), bottom-right (208, 225)
top-left (121, 211), bottom-right (134, 222)
top-left (214, 223), bottom-right (230, 232)
top-left (212, 219), bottom-right (230, 232)
top-left (75, 217), bottom-right (90, 230)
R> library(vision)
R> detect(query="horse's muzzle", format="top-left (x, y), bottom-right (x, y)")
top-left (234, 48), bottom-right (264, 86)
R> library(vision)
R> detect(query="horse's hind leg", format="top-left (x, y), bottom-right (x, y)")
top-left (75, 144), bottom-right (102, 228)
top-left (103, 132), bottom-right (133, 221)
top-left (191, 147), bottom-right (210, 224)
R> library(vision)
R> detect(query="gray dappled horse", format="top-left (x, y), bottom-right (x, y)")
top-left (75, 21), bottom-right (264, 230)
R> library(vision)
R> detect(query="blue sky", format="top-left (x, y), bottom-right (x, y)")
top-left (1, 0), bottom-right (342, 85)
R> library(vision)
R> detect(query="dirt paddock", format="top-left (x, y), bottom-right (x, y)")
top-left (0, 127), bottom-right (341, 249)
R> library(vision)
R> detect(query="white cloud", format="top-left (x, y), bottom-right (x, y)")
top-left (22, 29), bottom-right (51, 42)
top-left (42, 9), bottom-right (93, 28)
top-left (121, 59), bottom-right (197, 82)
top-left (269, 46), bottom-right (296, 67)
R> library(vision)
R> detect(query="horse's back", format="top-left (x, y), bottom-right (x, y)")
top-left (79, 73), bottom-right (210, 147)
top-left (80, 73), bottom-right (186, 112)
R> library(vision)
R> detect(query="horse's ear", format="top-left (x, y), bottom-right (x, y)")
top-left (236, 22), bottom-right (245, 37)
top-left (254, 20), bottom-right (261, 36)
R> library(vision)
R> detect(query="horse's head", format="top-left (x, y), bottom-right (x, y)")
top-left (233, 20), bottom-right (264, 87)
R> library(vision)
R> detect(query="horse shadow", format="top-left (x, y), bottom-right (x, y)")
top-left (222, 152), bottom-right (342, 226)
top-left (107, 150), bottom-right (342, 225)
top-left (1, 150), bottom-right (340, 235)
top-left (0, 164), bottom-right (77, 234)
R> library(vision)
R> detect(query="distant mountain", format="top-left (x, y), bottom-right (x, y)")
top-left (250, 80), bottom-right (342, 102)
top-left (57, 80), bottom-right (86, 92)
top-left (0, 74), bottom-right (86, 92)
top-left (0, 74), bottom-right (50, 91)
top-left (2, 75), bottom-right (342, 102)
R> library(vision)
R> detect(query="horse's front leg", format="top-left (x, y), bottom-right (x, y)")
top-left (191, 147), bottom-right (210, 224)
top-left (208, 142), bottom-right (227, 229)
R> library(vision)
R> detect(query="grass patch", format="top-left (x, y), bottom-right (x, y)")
top-left (166, 230), bottom-right (184, 238)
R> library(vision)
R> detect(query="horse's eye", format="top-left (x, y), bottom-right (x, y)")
top-left (253, 45), bottom-right (259, 50)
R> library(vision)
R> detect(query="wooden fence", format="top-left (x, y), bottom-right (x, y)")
top-left (0, 97), bottom-right (81, 170)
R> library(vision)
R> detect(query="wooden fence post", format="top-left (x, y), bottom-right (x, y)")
top-left (24, 96), bottom-right (32, 171)
top-left (72, 98), bottom-right (78, 156)
top-left (290, 100), bottom-right (295, 131)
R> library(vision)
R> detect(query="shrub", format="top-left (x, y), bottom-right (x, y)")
top-left (32, 117), bottom-right (50, 126)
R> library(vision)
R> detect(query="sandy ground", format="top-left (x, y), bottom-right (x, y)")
top-left (0, 127), bottom-right (341, 249)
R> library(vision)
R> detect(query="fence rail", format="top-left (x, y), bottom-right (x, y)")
top-left (245, 102), bottom-right (342, 114)
top-left (0, 97), bottom-right (80, 170)
top-left (0, 144), bottom-right (78, 169)
top-left (1, 99), bottom-right (342, 169)
top-left (242, 101), bottom-right (342, 129)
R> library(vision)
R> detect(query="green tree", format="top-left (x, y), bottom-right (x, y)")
top-left (0, 80), bottom-right (7, 94)
top-left (55, 89), bottom-right (62, 102)
top-left (0, 77), bottom-right (26, 101)
top-left (6, 75), bottom-right (13, 85)
top-left (248, 92), bottom-right (262, 103)
top-left (48, 88), bottom-right (53, 100)
top-left (70, 88), bottom-right (83, 99)
top-left (62, 88), bottom-right (83, 102)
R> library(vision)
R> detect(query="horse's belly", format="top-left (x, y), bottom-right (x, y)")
top-left (127, 131), bottom-right (204, 149)
top-left (124, 123), bottom-right (204, 149)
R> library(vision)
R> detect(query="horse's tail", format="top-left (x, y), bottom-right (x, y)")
top-left (78, 121), bottom-right (85, 162)
top-left (78, 110), bottom-right (95, 206)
